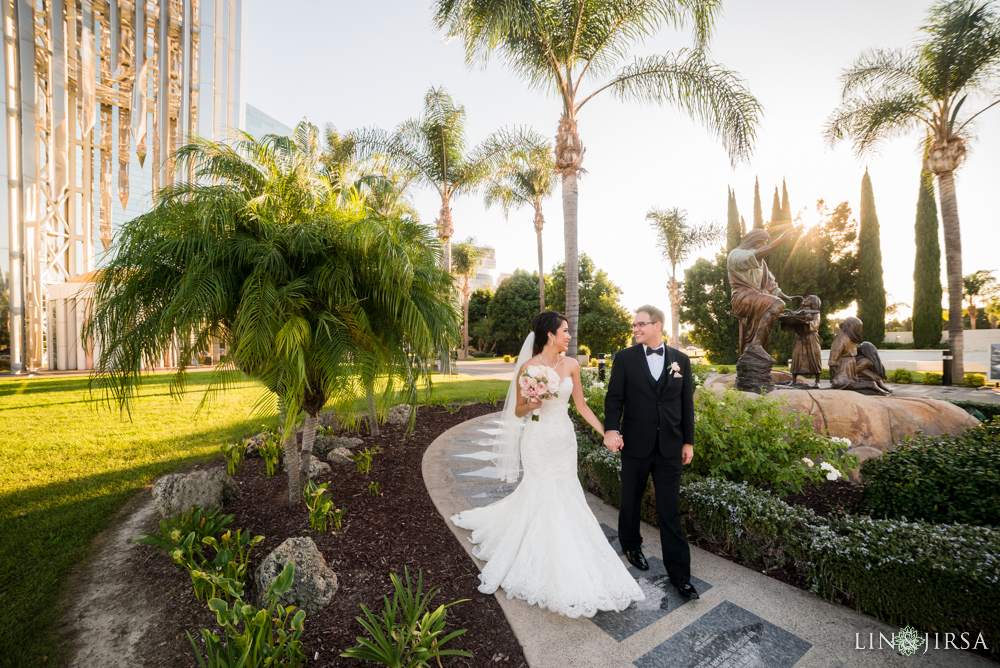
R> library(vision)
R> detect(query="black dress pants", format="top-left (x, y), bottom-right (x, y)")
top-left (618, 447), bottom-right (691, 583)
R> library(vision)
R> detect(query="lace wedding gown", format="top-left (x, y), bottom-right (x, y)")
top-left (451, 374), bottom-right (645, 618)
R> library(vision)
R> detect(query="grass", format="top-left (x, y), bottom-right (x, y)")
top-left (0, 370), bottom-right (506, 667)
top-left (0, 371), bottom-right (278, 668)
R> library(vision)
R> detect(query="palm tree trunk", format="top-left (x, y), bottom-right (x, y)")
top-left (562, 171), bottom-right (579, 356)
top-left (462, 284), bottom-right (472, 359)
top-left (936, 170), bottom-right (964, 379)
top-left (556, 114), bottom-right (584, 357)
top-left (298, 411), bottom-right (319, 490)
top-left (438, 197), bottom-right (454, 273)
top-left (534, 205), bottom-right (546, 311)
top-left (366, 380), bottom-right (380, 436)
top-left (968, 303), bottom-right (977, 330)
top-left (668, 276), bottom-right (682, 349)
top-left (283, 426), bottom-right (301, 505)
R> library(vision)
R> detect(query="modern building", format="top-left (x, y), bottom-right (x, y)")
top-left (1, 0), bottom-right (248, 372)
top-left (246, 103), bottom-right (294, 139)
top-left (469, 249), bottom-right (499, 293)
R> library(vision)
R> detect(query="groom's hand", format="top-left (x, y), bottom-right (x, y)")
top-left (681, 444), bottom-right (694, 465)
top-left (604, 430), bottom-right (622, 453)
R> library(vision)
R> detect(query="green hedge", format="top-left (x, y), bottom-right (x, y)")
top-left (948, 399), bottom-right (1000, 422)
top-left (861, 422), bottom-right (1000, 526)
top-left (680, 478), bottom-right (1000, 657)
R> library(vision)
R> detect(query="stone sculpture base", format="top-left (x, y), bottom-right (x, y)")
top-left (736, 354), bottom-right (775, 394)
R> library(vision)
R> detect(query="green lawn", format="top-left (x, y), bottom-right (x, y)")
top-left (0, 371), bottom-right (507, 667)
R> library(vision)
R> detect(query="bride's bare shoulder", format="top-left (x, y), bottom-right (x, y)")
top-left (518, 356), bottom-right (539, 374)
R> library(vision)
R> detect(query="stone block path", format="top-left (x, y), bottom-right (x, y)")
top-left (422, 413), bottom-right (993, 667)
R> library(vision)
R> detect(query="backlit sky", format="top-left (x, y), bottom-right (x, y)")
top-left (246, 0), bottom-right (999, 328)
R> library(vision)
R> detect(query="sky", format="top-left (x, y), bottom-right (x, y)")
top-left (246, 0), bottom-right (999, 330)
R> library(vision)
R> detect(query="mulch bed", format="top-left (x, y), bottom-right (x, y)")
top-left (129, 402), bottom-right (527, 667)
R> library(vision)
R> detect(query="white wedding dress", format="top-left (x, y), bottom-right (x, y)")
top-left (451, 373), bottom-right (645, 618)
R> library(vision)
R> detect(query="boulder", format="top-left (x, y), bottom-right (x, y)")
top-left (317, 411), bottom-right (340, 430)
top-left (152, 468), bottom-right (241, 519)
top-left (284, 457), bottom-right (331, 479)
top-left (254, 537), bottom-right (338, 615)
top-left (243, 432), bottom-right (270, 458)
top-left (703, 377), bottom-right (979, 457)
top-left (384, 404), bottom-right (412, 426)
top-left (315, 436), bottom-right (362, 455)
top-left (845, 446), bottom-right (883, 482)
top-left (327, 447), bottom-right (354, 466)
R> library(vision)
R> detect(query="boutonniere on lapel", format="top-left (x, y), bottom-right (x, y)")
top-left (670, 361), bottom-right (683, 378)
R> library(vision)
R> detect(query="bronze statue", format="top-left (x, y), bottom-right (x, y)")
top-left (828, 317), bottom-right (892, 396)
top-left (781, 295), bottom-right (823, 387)
top-left (727, 229), bottom-right (801, 362)
top-left (726, 229), bottom-right (800, 392)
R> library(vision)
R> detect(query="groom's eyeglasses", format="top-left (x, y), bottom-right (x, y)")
top-left (631, 321), bottom-right (655, 329)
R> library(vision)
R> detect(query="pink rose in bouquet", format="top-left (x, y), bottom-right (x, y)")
top-left (519, 365), bottom-right (561, 421)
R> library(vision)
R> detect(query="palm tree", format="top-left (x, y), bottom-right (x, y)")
top-left (451, 238), bottom-right (493, 358)
top-left (484, 145), bottom-right (558, 310)
top-left (963, 269), bottom-right (997, 330)
top-left (647, 207), bottom-right (723, 348)
top-left (85, 124), bottom-right (458, 504)
top-left (825, 0), bottom-right (1000, 377)
top-left (355, 86), bottom-right (543, 273)
top-left (434, 0), bottom-right (762, 356)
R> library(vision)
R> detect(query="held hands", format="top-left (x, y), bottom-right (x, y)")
top-left (603, 430), bottom-right (624, 453)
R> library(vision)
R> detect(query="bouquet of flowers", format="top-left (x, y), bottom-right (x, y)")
top-left (519, 365), bottom-right (561, 421)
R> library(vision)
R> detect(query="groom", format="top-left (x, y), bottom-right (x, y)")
top-left (603, 305), bottom-right (698, 600)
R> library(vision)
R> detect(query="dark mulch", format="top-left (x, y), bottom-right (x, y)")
top-left (129, 402), bottom-right (527, 668)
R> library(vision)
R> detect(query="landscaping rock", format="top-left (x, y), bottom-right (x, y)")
top-left (327, 447), bottom-right (354, 466)
top-left (254, 537), bottom-right (338, 615)
top-left (283, 457), bottom-right (331, 479)
top-left (384, 404), bottom-right (412, 426)
top-left (317, 411), bottom-right (340, 430)
top-left (845, 446), bottom-right (884, 483)
top-left (704, 376), bottom-right (979, 453)
top-left (243, 432), bottom-right (270, 458)
top-left (151, 468), bottom-right (241, 519)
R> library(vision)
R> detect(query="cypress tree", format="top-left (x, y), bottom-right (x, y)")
top-left (912, 163), bottom-right (944, 347)
top-left (781, 179), bottom-right (791, 223)
top-left (770, 187), bottom-right (782, 226)
top-left (740, 216), bottom-right (746, 237)
top-left (727, 187), bottom-right (741, 251)
top-left (753, 177), bottom-right (764, 229)
top-left (857, 169), bottom-right (886, 344)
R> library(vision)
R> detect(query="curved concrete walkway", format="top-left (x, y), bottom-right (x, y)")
top-left (423, 413), bottom-right (993, 667)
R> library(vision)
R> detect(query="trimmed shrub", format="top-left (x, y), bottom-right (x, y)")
top-left (680, 478), bottom-right (1000, 658)
top-left (716, 365), bottom-right (730, 374)
top-left (888, 368), bottom-right (913, 384)
top-left (947, 399), bottom-right (1000, 422)
top-left (502, 354), bottom-right (512, 363)
top-left (577, 344), bottom-right (591, 356)
top-left (692, 389), bottom-right (857, 495)
top-left (861, 422), bottom-right (1000, 526)
top-left (469, 350), bottom-right (490, 358)
top-left (966, 372), bottom-right (986, 388)
top-left (922, 372), bottom-right (943, 385)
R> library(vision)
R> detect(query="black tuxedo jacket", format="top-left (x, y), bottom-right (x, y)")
top-left (603, 344), bottom-right (695, 459)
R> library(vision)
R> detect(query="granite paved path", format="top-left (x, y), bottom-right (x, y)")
top-left (423, 413), bottom-right (993, 667)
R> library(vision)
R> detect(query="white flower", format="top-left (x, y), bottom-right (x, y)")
top-left (819, 461), bottom-right (834, 472)
top-left (802, 458), bottom-right (814, 468)
top-left (826, 470), bottom-right (841, 481)
top-left (593, 382), bottom-right (605, 389)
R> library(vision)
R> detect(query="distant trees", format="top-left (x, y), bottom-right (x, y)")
top-left (856, 170), bottom-right (886, 344)
top-left (912, 159), bottom-right (944, 348)
top-left (963, 270), bottom-right (997, 331)
top-left (546, 255), bottom-right (632, 356)
top-left (487, 270), bottom-right (541, 355)
top-left (826, 0), bottom-right (1000, 378)
top-left (452, 238), bottom-right (492, 358)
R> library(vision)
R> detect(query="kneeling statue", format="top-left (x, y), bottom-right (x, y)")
top-left (828, 317), bottom-right (891, 396)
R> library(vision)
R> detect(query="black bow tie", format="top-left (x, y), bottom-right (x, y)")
top-left (646, 347), bottom-right (664, 356)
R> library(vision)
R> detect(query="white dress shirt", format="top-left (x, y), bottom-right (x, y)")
top-left (643, 344), bottom-right (666, 380)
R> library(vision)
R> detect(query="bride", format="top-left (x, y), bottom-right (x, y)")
top-left (452, 310), bottom-right (645, 618)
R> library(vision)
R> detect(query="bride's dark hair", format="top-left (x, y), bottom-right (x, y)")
top-left (531, 310), bottom-right (569, 356)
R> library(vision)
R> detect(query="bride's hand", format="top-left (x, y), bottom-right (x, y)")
top-left (527, 398), bottom-right (542, 410)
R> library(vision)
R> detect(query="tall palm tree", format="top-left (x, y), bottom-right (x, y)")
top-left (826, 0), bottom-right (1000, 378)
top-left (647, 207), bottom-right (723, 348)
top-left (451, 238), bottom-right (492, 358)
top-left (85, 124), bottom-right (458, 504)
top-left (435, 0), bottom-right (762, 356)
top-left (963, 269), bottom-right (997, 330)
top-left (484, 145), bottom-right (558, 310)
top-left (355, 86), bottom-right (543, 272)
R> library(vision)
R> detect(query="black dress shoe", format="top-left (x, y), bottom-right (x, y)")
top-left (624, 549), bottom-right (649, 570)
top-left (674, 581), bottom-right (699, 600)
